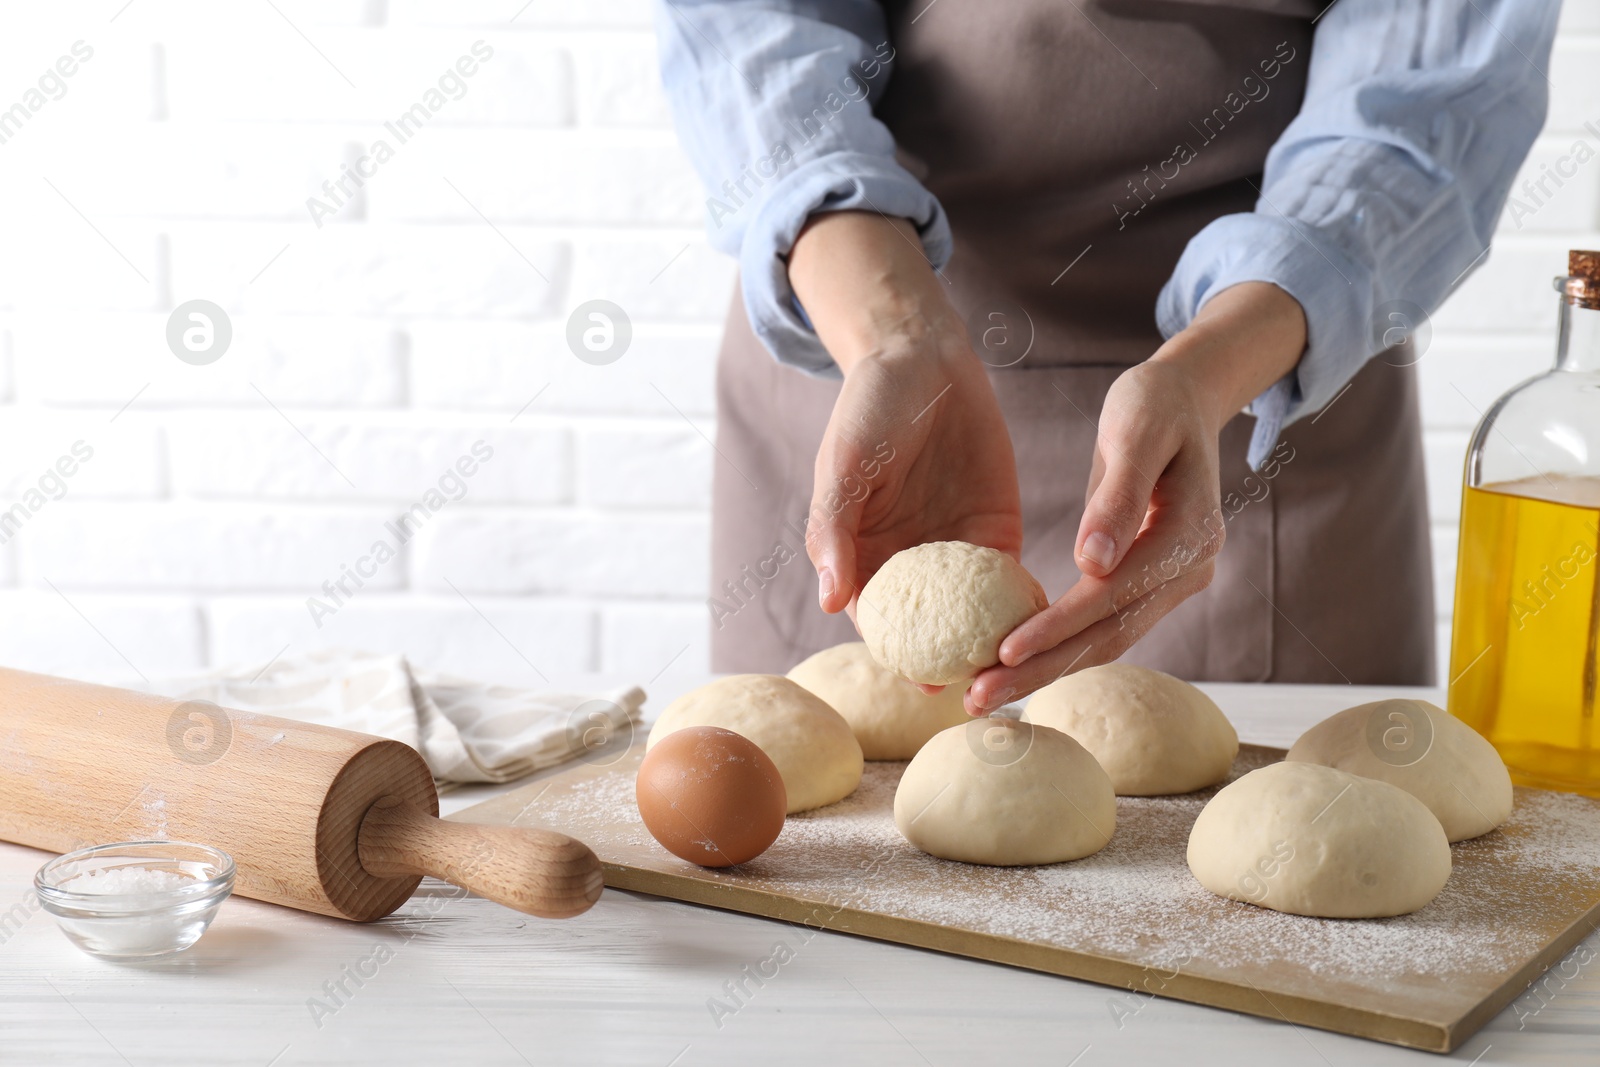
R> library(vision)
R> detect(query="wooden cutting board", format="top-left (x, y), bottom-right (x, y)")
top-left (453, 743), bottom-right (1600, 1053)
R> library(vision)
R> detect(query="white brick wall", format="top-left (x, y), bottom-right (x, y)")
top-left (0, 2), bottom-right (1595, 689)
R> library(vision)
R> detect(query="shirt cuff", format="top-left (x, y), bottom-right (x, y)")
top-left (1156, 212), bottom-right (1375, 469)
top-left (738, 151), bottom-right (952, 376)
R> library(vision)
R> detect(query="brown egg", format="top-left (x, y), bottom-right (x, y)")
top-left (636, 725), bottom-right (787, 867)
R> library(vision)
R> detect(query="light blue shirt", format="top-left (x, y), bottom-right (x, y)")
top-left (655, 0), bottom-right (1560, 466)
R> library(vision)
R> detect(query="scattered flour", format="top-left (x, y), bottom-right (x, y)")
top-left (517, 747), bottom-right (1600, 1004)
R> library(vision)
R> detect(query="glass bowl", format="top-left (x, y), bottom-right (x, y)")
top-left (34, 841), bottom-right (236, 960)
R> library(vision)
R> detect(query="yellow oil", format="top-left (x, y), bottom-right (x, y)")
top-left (1449, 475), bottom-right (1600, 795)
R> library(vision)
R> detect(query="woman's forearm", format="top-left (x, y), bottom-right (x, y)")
top-left (790, 215), bottom-right (1305, 441)
top-left (786, 211), bottom-right (967, 375)
top-left (1148, 281), bottom-right (1307, 435)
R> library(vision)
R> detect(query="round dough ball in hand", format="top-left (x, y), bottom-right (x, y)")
top-left (894, 717), bottom-right (1115, 865)
top-left (787, 642), bottom-right (971, 760)
top-left (1025, 663), bottom-right (1238, 795)
top-left (648, 675), bottom-right (863, 813)
top-left (1187, 761), bottom-right (1451, 918)
top-left (1286, 698), bottom-right (1512, 842)
top-left (859, 541), bottom-right (1048, 686)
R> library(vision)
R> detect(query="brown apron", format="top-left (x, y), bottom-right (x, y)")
top-left (708, 0), bottom-right (1436, 685)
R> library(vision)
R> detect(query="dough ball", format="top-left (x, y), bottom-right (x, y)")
top-left (1025, 663), bottom-right (1237, 795)
top-left (1286, 698), bottom-right (1512, 842)
top-left (893, 717), bottom-right (1115, 865)
top-left (787, 642), bottom-right (971, 760)
top-left (648, 675), bottom-right (863, 813)
top-left (859, 541), bottom-right (1047, 686)
top-left (1187, 761), bottom-right (1451, 918)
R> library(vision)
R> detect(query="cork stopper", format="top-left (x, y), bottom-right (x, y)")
top-left (1568, 250), bottom-right (1600, 309)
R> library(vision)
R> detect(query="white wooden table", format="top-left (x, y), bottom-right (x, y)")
top-left (1, 680), bottom-right (1595, 1065)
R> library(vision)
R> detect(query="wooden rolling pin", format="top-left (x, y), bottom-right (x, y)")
top-left (0, 667), bottom-right (603, 921)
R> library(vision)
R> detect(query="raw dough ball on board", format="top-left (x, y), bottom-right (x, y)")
top-left (787, 642), bottom-right (971, 760)
top-left (893, 718), bottom-right (1115, 866)
top-left (859, 541), bottom-right (1048, 686)
top-left (1286, 698), bottom-right (1512, 842)
top-left (648, 675), bottom-right (863, 813)
top-left (1025, 663), bottom-right (1237, 795)
top-left (1187, 761), bottom-right (1451, 918)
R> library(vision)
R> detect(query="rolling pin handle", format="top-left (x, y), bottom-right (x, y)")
top-left (357, 796), bottom-right (603, 919)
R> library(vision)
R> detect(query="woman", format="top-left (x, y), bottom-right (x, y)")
top-left (656, 0), bottom-right (1559, 713)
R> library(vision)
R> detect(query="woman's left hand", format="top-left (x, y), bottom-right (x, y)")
top-left (965, 281), bottom-right (1308, 715)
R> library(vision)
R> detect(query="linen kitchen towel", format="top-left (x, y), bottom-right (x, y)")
top-left (140, 649), bottom-right (645, 789)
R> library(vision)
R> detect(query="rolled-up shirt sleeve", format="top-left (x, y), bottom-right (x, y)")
top-left (1156, 0), bottom-right (1561, 468)
top-left (654, 0), bottom-right (951, 374)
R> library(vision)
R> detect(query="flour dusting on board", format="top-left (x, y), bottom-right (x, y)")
top-left (140, 791), bottom-right (170, 841)
top-left (516, 746), bottom-right (1600, 1004)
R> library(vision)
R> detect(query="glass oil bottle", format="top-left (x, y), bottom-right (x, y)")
top-left (1449, 249), bottom-right (1600, 796)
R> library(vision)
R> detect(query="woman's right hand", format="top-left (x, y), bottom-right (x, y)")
top-left (787, 211), bottom-right (1023, 629)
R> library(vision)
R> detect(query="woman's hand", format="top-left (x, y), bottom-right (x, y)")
top-left (965, 281), bottom-right (1308, 714)
top-left (787, 211), bottom-right (1023, 623)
